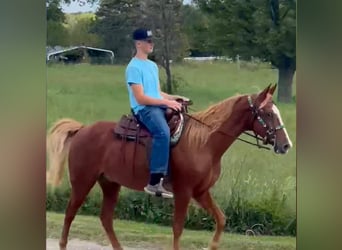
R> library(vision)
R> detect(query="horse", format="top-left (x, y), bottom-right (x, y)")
top-left (46, 84), bottom-right (292, 250)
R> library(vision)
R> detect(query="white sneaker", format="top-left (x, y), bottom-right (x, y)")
top-left (144, 178), bottom-right (174, 199)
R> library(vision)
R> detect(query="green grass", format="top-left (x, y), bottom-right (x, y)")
top-left (47, 62), bottom-right (296, 235)
top-left (47, 212), bottom-right (295, 250)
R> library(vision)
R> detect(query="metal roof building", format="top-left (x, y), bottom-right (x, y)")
top-left (46, 45), bottom-right (114, 64)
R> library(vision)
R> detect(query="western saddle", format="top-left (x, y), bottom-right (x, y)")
top-left (114, 98), bottom-right (192, 146)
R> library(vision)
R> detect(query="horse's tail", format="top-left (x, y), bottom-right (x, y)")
top-left (46, 118), bottom-right (84, 187)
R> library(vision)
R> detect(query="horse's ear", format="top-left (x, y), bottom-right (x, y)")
top-left (256, 84), bottom-right (273, 109)
top-left (255, 84), bottom-right (271, 105)
top-left (265, 84), bottom-right (272, 93)
top-left (269, 83), bottom-right (277, 95)
top-left (259, 93), bottom-right (273, 109)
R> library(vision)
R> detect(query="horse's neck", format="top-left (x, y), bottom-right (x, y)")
top-left (207, 98), bottom-right (250, 158)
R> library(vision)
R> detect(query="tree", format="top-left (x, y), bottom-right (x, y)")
top-left (93, 0), bottom-right (187, 93)
top-left (66, 13), bottom-right (102, 47)
top-left (93, 0), bottom-right (141, 62)
top-left (181, 4), bottom-right (217, 56)
top-left (46, 0), bottom-right (98, 46)
top-left (196, 0), bottom-right (296, 103)
top-left (47, 0), bottom-right (98, 5)
top-left (47, 0), bottom-right (69, 46)
top-left (139, 0), bottom-right (188, 93)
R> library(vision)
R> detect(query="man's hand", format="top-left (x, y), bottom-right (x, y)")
top-left (164, 99), bottom-right (182, 111)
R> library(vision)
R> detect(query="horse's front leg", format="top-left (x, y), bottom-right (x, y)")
top-left (194, 191), bottom-right (226, 250)
top-left (172, 190), bottom-right (191, 250)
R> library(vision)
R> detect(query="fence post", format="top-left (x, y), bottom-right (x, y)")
top-left (236, 54), bottom-right (240, 70)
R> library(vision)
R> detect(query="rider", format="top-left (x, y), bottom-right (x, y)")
top-left (125, 28), bottom-right (182, 199)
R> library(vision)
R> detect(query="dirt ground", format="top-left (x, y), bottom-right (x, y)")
top-left (46, 238), bottom-right (164, 250)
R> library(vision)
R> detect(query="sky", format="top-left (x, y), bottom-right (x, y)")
top-left (62, 1), bottom-right (99, 13)
top-left (62, 0), bottom-right (192, 13)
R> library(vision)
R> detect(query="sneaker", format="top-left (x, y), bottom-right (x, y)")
top-left (144, 178), bottom-right (174, 199)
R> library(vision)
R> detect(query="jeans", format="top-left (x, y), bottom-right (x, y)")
top-left (136, 106), bottom-right (170, 175)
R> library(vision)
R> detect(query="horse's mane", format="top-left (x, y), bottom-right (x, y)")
top-left (183, 94), bottom-right (243, 148)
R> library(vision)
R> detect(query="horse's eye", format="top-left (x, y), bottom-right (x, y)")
top-left (267, 112), bottom-right (273, 117)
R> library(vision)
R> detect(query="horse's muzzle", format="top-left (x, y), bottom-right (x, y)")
top-left (274, 143), bottom-right (291, 154)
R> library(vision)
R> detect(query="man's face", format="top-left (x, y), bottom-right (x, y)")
top-left (136, 39), bottom-right (154, 54)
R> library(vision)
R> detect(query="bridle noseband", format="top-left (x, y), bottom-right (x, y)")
top-left (247, 96), bottom-right (285, 147)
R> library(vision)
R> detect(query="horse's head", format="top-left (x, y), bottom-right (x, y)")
top-left (248, 84), bottom-right (293, 154)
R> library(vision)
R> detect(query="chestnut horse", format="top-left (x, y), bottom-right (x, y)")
top-left (46, 84), bottom-right (292, 250)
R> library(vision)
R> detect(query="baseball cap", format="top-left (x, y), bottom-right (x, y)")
top-left (132, 28), bottom-right (153, 41)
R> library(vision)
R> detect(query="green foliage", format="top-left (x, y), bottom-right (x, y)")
top-left (47, 0), bottom-right (66, 23)
top-left (47, 0), bottom-right (69, 46)
top-left (92, 0), bottom-right (140, 62)
top-left (160, 73), bottom-right (188, 93)
top-left (47, 1), bottom-right (102, 47)
top-left (46, 182), bottom-right (296, 235)
top-left (193, 0), bottom-right (296, 102)
top-left (47, 0), bottom-right (296, 101)
top-left (143, 0), bottom-right (187, 62)
top-left (92, 0), bottom-right (188, 65)
top-left (225, 187), bottom-right (295, 235)
top-left (195, 0), bottom-right (296, 68)
top-left (46, 186), bottom-right (71, 211)
top-left (47, 20), bottom-right (70, 46)
top-left (66, 13), bottom-right (102, 47)
top-left (47, 0), bottom-right (98, 5)
top-left (181, 5), bottom-right (216, 56)
top-left (91, 0), bottom-right (189, 92)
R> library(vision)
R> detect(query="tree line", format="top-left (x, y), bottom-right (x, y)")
top-left (47, 0), bottom-right (296, 102)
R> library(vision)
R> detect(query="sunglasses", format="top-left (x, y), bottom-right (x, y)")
top-left (141, 39), bottom-right (153, 44)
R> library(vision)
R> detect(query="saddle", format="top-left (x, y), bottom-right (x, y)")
top-left (114, 98), bottom-right (192, 146)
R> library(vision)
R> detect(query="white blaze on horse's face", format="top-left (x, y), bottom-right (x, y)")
top-left (271, 104), bottom-right (293, 152)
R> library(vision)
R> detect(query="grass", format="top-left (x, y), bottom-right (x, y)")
top-left (47, 211), bottom-right (296, 250)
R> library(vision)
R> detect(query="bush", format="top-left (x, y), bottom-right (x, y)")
top-left (46, 185), bottom-right (296, 236)
top-left (160, 73), bottom-right (189, 94)
top-left (225, 188), bottom-right (295, 235)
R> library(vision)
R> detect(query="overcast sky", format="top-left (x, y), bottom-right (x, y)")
top-left (62, 0), bottom-right (192, 13)
top-left (62, 1), bottom-right (98, 13)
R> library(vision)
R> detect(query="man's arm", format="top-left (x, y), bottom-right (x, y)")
top-left (160, 91), bottom-right (175, 100)
top-left (130, 83), bottom-right (182, 111)
top-left (130, 84), bottom-right (167, 106)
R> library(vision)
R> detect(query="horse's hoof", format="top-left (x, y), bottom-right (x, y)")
top-left (59, 243), bottom-right (67, 250)
top-left (209, 241), bottom-right (219, 250)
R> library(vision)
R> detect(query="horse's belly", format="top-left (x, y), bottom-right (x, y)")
top-left (102, 141), bottom-right (150, 191)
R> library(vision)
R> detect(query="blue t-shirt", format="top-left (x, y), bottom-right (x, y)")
top-left (125, 57), bottom-right (162, 114)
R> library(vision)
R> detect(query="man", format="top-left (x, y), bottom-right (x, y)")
top-left (125, 28), bottom-right (183, 199)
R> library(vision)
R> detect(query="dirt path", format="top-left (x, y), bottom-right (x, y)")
top-left (46, 238), bottom-right (163, 250)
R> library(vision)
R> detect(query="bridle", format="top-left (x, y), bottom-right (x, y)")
top-left (246, 95), bottom-right (285, 149)
top-left (183, 95), bottom-right (286, 150)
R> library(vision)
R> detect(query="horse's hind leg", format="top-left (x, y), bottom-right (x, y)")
top-left (194, 191), bottom-right (226, 250)
top-left (98, 177), bottom-right (122, 250)
top-left (59, 178), bottom-right (97, 250)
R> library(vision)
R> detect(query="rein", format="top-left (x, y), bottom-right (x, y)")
top-left (183, 96), bottom-right (273, 150)
top-left (184, 112), bottom-right (271, 150)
